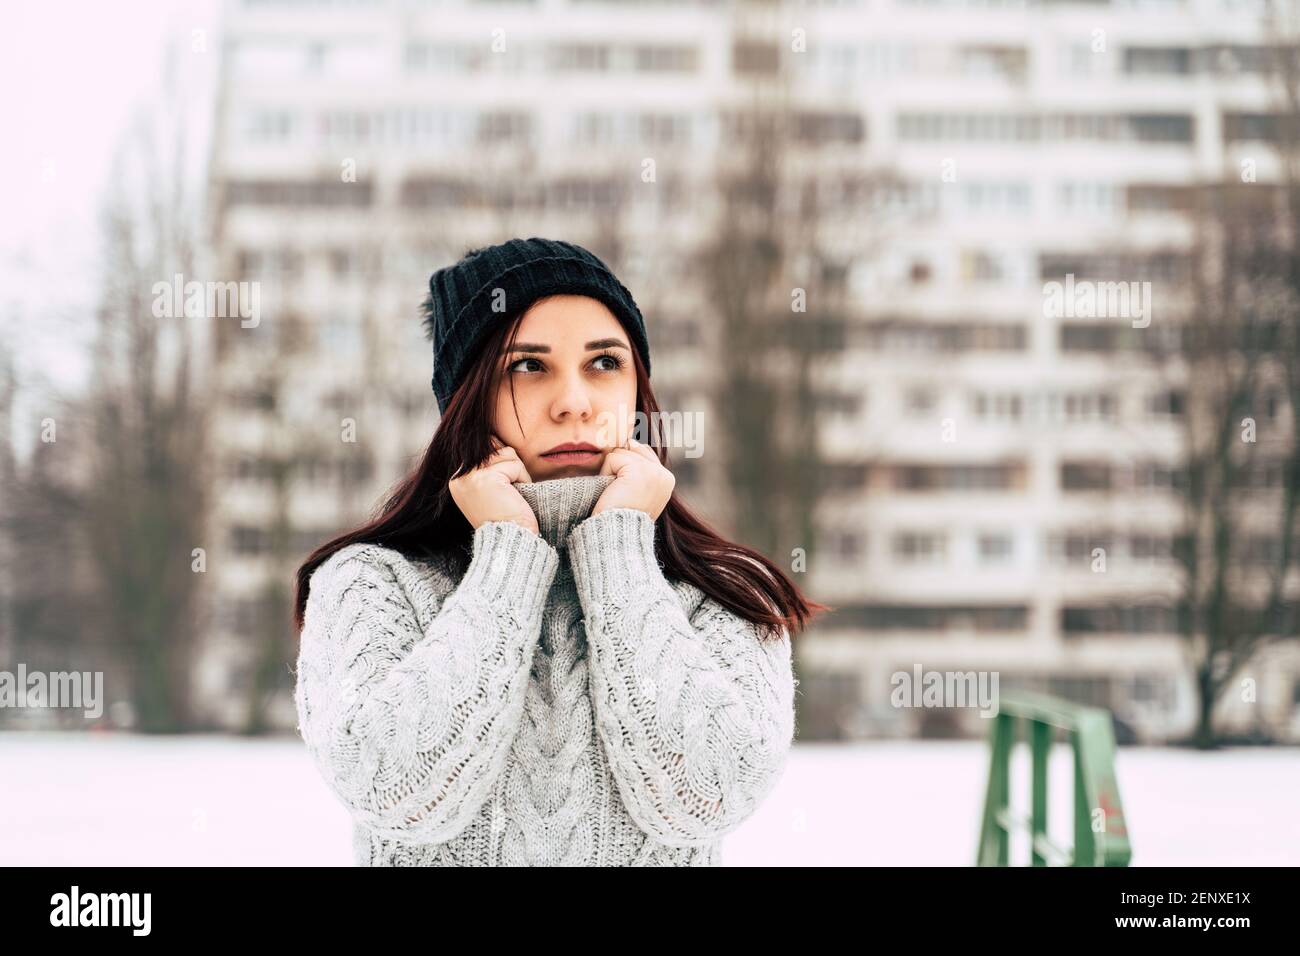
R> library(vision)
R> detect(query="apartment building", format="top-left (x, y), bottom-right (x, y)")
top-left (204, 0), bottom-right (1300, 741)
top-left (797, 0), bottom-right (1300, 742)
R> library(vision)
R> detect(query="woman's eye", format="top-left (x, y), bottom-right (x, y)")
top-left (508, 354), bottom-right (624, 374)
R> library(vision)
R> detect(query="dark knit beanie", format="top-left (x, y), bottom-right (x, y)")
top-left (422, 237), bottom-right (652, 414)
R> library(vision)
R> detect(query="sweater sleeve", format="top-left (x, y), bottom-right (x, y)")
top-left (566, 507), bottom-right (797, 847)
top-left (293, 522), bottom-right (559, 845)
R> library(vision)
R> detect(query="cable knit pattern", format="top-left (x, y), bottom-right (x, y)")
top-left (293, 473), bottom-right (797, 866)
top-left (568, 505), bottom-right (798, 846)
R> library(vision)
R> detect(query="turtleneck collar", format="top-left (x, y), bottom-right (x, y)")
top-left (514, 473), bottom-right (617, 551)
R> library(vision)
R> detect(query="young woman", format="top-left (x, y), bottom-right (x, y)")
top-left (292, 237), bottom-right (828, 866)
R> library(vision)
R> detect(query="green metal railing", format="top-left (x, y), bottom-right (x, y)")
top-left (976, 690), bottom-right (1132, 866)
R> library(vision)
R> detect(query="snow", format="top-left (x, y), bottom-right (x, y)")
top-left (2, 732), bottom-right (1296, 865)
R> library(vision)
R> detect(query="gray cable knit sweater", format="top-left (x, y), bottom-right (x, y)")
top-left (293, 473), bottom-right (797, 866)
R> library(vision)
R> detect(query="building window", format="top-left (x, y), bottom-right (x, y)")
top-left (896, 463), bottom-right (1020, 492)
top-left (633, 44), bottom-right (697, 73)
top-left (1061, 462), bottom-right (1111, 491)
top-left (822, 603), bottom-right (1029, 632)
top-left (1046, 532), bottom-right (1114, 564)
top-left (824, 528), bottom-right (864, 561)
top-left (1123, 47), bottom-right (1192, 74)
top-left (815, 389), bottom-right (864, 417)
top-left (549, 42), bottom-right (610, 71)
top-left (224, 179), bottom-right (372, 208)
top-left (242, 109), bottom-right (296, 143)
top-left (1058, 181), bottom-right (1120, 215)
top-left (231, 526), bottom-right (271, 556)
top-left (978, 533), bottom-right (1014, 563)
top-left (733, 40), bottom-right (780, 75)
top-left (893, 531), bottom-right (948, 563)
top-left (971, 392), bottom-right (1023, 422)
top-left (793, 111), bottom-right (866, 145)
top-left (903, 386), bottom-right (936, 414)
top-left (1129, 674), bottom-right (1176, 710)
top-left (1147, 389), bottom-right (1186, 417)
top-left (1129, 534), bottom-right (1174, 561)
top-left (823, 462), bottom-right (870, 492)
top-left (1062, 604), bottom-right (1184, 635)
top-left (962, 250), bottom-right (1003, 282)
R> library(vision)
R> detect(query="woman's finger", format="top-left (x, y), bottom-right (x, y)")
top-left (489, 455), bottom-right (531, 485)
top-left (598, 446), bottom-right (635, 477)
top-left (626, 437), bottom-right (661, 463)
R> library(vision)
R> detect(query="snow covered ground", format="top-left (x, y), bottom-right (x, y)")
top-left (2, 732), bottom-right (1297, 866)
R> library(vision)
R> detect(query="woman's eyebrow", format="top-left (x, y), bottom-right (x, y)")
top-left (507, 338), bottom-right (630, 354)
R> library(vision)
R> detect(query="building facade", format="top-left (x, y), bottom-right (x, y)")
top-left (204, 0), bottom-right (1300, 741)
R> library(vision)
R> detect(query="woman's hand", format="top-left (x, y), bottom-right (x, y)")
top-left (592, 438), bottom-right (675, 520)
top-left (449, 439), bottom-right (540, 535)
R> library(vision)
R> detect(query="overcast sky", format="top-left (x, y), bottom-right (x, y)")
top-left (0, 0), bottom-right (220, 402)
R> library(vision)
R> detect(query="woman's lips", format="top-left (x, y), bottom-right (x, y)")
top-left (542, 450), bottom-right (601, 463)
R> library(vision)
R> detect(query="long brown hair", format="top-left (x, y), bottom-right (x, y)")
top-left (293, 302), bottom-right (831, 641)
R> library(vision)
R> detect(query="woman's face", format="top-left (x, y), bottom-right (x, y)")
top-left (492, 294), bottom-right (638, 480)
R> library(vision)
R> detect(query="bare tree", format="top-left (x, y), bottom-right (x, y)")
top-left (80, 48), bottom-right (212, 733)
top-left (1168, 14), bottom-right (1300, 746)
top-left (692, 8), bottom-right (836, 737)
top-left (0, 348), bottom-right (106, 729)
top-left (1173, 178), bottom-right (1298, 747)
top-left (231, 299), bottom-right (379, 735)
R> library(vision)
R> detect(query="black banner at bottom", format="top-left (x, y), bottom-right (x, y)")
top-left (0, 865), bottom-right (1287, 941)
